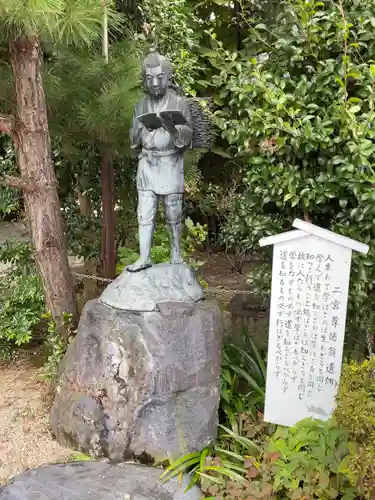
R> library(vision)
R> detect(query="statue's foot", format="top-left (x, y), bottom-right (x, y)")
top-left (170, 252), bottom-right (184, 265)
top-left (126, 258), bottom-right (152, 273)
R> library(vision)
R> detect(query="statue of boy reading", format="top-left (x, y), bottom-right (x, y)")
top-left (127, 51), bottom-right (193, 272)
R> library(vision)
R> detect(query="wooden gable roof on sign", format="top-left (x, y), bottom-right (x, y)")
top-left (259, 218), bottom-right (369, 255)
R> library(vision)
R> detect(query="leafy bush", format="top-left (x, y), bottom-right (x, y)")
top-left (117, 217), bottom-right (207, 274)
top-left (163, 349), bottom-right (375, 499)
top-left (163, 418), bottom-right (357, 499)
top-left (0, 139), bottom-right (21, 220)
top-left (139, 0), bottom-right (201, 95)
top-left (334, 357), bottom-right (375, 498)
top-left (161, 423), bottom-right (263, 493)
top-left (40, 312), bottom-right (75, 382)
top-left (259, 419), bottom-right (354, 500)
top-left (204, 0), bottom-right (375, 345)
top-left (0, 240), bottom-right (45, 354)
top-left (247, 263), bottom-right (272, 303)
top-left (0, 240), bottom-right (77, 373)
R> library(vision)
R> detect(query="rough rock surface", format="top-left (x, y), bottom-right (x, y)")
top-left (50, 297), bottom-right (223, 461)
top-left (100, 263), bottom-right (204, 311)
top-left (227, 293), bottom-right (269, 349)
top-left (0, 462), bottom-right (201, 499)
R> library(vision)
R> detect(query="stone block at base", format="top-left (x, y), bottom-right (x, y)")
top-left (50, 298), bottom-right (223, 461)
top-left (0, 462), bottom-right (201, 499)
top-left (100, 263), bottom-right (204, 311)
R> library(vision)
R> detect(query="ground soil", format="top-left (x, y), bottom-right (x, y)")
top-left (0, 222), bottom-right (256, 485)
top-left (199, 250), bottom-right (262, 305)
top-left (0, 354), bottom-right (73, 485)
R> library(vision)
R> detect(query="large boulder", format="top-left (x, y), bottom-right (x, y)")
top-left (51, 265), bottom-right (223, 461)
top-left (0, 462), bottom-right (201, 499)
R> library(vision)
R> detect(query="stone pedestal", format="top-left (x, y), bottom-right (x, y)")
top-left (0, 462), bottom-right (201, 499)
top-left (100, 263), bottom-right (205, 311)
top-left (51, 264), bottom-right (223, 461)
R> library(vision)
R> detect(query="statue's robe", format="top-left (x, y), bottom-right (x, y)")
top-left (130, 89), bottom-right (193, 196)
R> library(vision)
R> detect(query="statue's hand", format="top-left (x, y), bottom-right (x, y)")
top-left (159, 113), bottom-right (178, 137)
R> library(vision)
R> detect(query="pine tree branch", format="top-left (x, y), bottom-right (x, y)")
top-left (0, 175), bottom-right (34, 192)
top-left (0, 114), bottom-right (15, 137)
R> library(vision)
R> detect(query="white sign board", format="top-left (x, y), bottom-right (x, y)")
top-left (259, 219), bottom-right (368, 427)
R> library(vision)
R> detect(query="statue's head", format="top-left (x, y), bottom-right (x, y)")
top-left (142, 51), bottom-right (173, 99)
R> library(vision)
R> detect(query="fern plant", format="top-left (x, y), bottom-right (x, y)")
top-left (221, 338), bottom-right (267, 431)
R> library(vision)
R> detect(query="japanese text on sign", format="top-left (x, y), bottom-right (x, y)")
top-left (264, 236), bottom-right (351, 426)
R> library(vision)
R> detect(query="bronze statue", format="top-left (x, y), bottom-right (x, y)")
top-left (127, 51), bottom-right (193, 272)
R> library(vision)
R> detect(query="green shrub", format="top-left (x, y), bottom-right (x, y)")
top-left (117, 217), bottom-right (207, 276)
top-left (163, 418), bottom-right (359, 499)
top-left (0, 139), bottom-right (21, 220)
top-left (0, 240), bottom-right (45, 354)
top-left (161, 423), bottom-right (263, 493)
top-left (334, 357), bottom-right (375, 498)
top-left (259, 419), bottom-right (354, 500)
top-left (162, 417), bottom-right (358, 499)
top-left (161, 344), bottom-right (375, 499)
top-left (205, 0), bottom-right (375, 347)
top-left (139, 0), bottom-right (201, 95)
top-left (40, 312), bottom-right (75, 382)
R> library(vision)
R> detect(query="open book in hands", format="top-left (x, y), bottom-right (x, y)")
top-left (136, 110), bottom-right (188, 130)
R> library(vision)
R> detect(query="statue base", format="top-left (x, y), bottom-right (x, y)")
top-left (99, 263), bottom-right (204, 312)
top-left (0, 462), bottom-right (202, 500)
top-left (51, 264), bottom-right (223, 462)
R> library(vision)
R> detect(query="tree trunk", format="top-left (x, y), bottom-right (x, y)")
top-left (100, 148), bottom-right (116, 279)
top-left (100, 8), bottom-right (116, 280)
top-left (9, 36), bottom-right (77, 325)
top-left (77, 190), bottom-right (99, 302)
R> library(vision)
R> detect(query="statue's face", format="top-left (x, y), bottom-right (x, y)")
top-left (145, 64), bottom-right (169, 98)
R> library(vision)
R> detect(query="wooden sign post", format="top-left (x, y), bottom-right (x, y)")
top-left (259, 219), bottom-right (369, 427)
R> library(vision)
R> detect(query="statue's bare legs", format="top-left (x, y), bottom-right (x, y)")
top-left (126, 224), bottom-right (153, 272)
top-left (127, 191), bottom-right (156, 273)
top-left (127, 192), bottom-right (185, 272)
top-left (168, 222), bottom-right (184, 264)
top-left (165, 194), bottom-right (184, 265)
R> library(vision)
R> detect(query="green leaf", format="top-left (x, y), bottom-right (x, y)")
top-left (185, 474), bottom-right (200, 492)
top-left (249, 338), bottom-right (267, 379)
top-left (197, 472), bottom-right (225, 486)
top-left (318, 470), bottom-right (330, 489)
top-left (212, 147), bottom-right (232, 158)
top-left (160, 456), bottom-right (201, 483)
top-left (339, 199), bottom-right (348, 208)
top-left (349, 105), bottom-right (361, 114)
top-left (185, 217), bottom-right (194, 231)
top-left (231, 365), bottom-right (265, 395)
top-left (203, 465), bottom-right (247, 483)
top-left (215, 447), bottom-right (247, 461)
top-left (291, 196), bottom-right (300, 207)
top-left (335, 77), bottom-right (345, 87)
top-left (199, 448), bottom-right (209, 471)
top-left (219, 425), bottom-right (261, 454)
top-left (347, 71), bottom-right (361, 79)
top-left (160, 452), bottom-right (201, 480)
top-left (71, 452), bottom-right (92, 461)
top-left (199, 49), bottom-right (218, 58)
